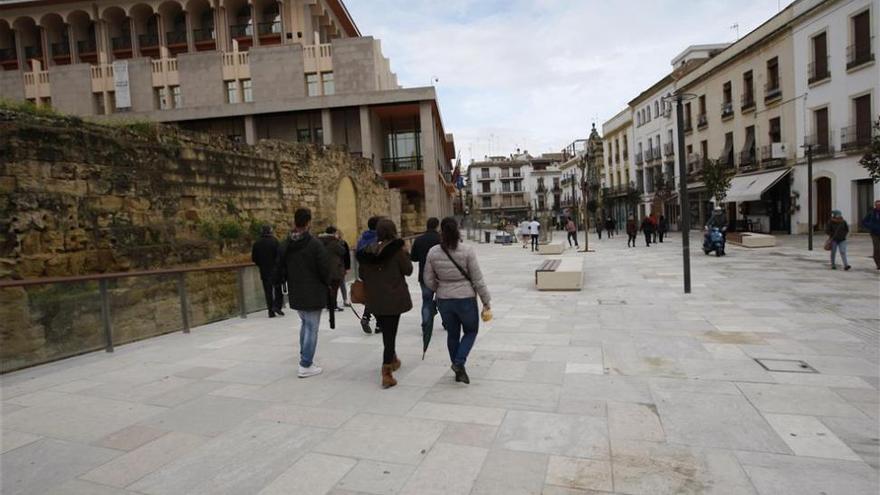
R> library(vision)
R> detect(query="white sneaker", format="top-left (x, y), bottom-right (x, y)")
top-left (298, 365), bottom-right (323, 378)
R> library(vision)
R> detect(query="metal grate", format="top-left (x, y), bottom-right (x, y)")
top-left (754, 358), bottom-right (818, 373)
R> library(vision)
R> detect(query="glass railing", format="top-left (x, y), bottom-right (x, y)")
top-left (0, 263), bottom-right (264, 373)
top-left (381, 156), bottom-right (423, 173)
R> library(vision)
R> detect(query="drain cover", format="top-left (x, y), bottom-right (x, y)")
top-left (598, 299), bottom-right (626, 305)
top-left (754, 358), bottom-right (818, 373)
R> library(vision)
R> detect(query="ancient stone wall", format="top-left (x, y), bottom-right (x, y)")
top-left (0, 108), bottom-right (392, 371)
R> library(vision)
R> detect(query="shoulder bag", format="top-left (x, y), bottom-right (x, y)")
top-left (440, 247), bottom-right (492, 322)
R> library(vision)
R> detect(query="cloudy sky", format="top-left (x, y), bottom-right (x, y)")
top-left (345, 0), bottom-right (795, 165)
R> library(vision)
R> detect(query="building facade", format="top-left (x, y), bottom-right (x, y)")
top-left (792, 0), bottom-right (878, 232)
top-left (466, 152), bottom-right (563, 225)
top-left (0, 0), bottom-right (457, 232)
top-left (601, 108), bottom-right (635, 230)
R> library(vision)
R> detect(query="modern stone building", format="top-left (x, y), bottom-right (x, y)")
top-left (0, 0), bottom-right (457, 231)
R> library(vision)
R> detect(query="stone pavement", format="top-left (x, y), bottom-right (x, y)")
top-left (1, 233), bottom-right (878, 494)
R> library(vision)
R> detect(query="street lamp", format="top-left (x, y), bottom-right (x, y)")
top-left (663, 91), bottom-right (697, 294)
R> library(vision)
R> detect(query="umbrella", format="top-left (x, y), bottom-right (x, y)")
top-left (421, 323), bottom-right (432, 360)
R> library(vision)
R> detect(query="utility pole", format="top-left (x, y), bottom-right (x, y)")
top-left (674, 94), bottom-right (693, 294)
top-left (805, 143), bottom-right (814, 251)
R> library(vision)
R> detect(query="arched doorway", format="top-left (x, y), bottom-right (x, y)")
top-left (335, 177), bottom-right (358, 245)
top-left (815, 177), bottom-right (831, 231)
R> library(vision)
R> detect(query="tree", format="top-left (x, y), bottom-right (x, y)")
top-left (859, 119), bottom-right (880, 183)
top-left (702, 158), bottom-right (733, 204)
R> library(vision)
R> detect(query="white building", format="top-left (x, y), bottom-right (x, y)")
top-left (792, 0), bottom-right (878, 232)
top-left (630, 76), bottom-right (677, 221)
top-left (601, 108), bottom-right (636, 229)
top-left (466, 152), bottom-right (562, 224)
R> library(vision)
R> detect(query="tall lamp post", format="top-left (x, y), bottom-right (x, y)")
top-left (802, 143), bottom-right (814, 251)
top-left (664, 92), bottom-right (697, 294)
top-left (579, 153), bottom-right (597, 253)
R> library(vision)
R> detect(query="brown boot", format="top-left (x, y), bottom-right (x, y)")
top-left (381, 364), bottom-right (397, 389)
top-left (391, 355), bottom-right (401, 371)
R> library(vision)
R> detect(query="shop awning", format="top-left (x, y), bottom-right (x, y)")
top-left (725, 168), bottom-right (790, 203)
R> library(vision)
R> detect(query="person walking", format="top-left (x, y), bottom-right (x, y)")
top-left (275, 208), bottom-right (330, 378)
top-left (252, 225), bottom-right (284, 318)
top-left (605, 217), bottom-right (615, 238)
top-left (411, 217), bottom-right (441, 337)
top-left (566, 217), bottom-right (579, 248)
top-left (356, 219), bottom-right (413, 389)
top-left (826, 210), bottom-right (851, 271)
top-left (356, 216), bottom-right (382, 334)
top-left (595, 218), bottom-right (603, 239)
top-left (424, 217), bottom-right (491, 385)
top-left (640, 215), bottom-right (654, 247)
top-left (862, 199), bottom-right (880, 270)
top-left (519, 219), bottom-right (530, 249)
top-left (319, 226), bottom-right (347, 316)
top-left (649, 213), bottom-right (658, 243)
top-left (529, 217), bottom-right (541, 252)
top-left (626, 215), bottom-right (638, 247)
top-left (338, 232), bottom-right (352, 307)
top-left (657, 215), bottom-right (668, 243)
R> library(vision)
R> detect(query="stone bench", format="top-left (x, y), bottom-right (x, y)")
top-left (535, 257), bottom-right (583, 291)
top-left (537, 241), bottom-right (565, 255)
top-left (731, 232), bottom-right (776, 248)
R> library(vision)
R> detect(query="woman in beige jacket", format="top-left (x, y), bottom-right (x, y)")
top-left (423, 217), bottom-right (491, 384)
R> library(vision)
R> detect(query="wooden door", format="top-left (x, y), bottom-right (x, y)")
top-left (815, 177), bottom-right (831, 231)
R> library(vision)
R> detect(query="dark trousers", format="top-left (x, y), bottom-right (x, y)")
top-left (872, 234), bottom-right (880, 268)
top-left (375, 314), bottom-right (400, 364)
top-left (607, 228), bottom-right (614, 238)
top-left (627, 234), bottom-right (636, 247)
top-left (261, 277), bottom-right (283, 313)
top-left (597, 229), bottom-right (602, 239)
top-left (438, 297), bottom-right (480, 366)
top-left (567, 231), bottom-right (578, 246)
top-left (644, 232), bottom-right (652, 246)
top-left (531, 234), bottom-right (539, 251)
top-left (658, 231), bottom-right (665, 243)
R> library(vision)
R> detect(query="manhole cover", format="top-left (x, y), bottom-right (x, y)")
top-left (598, 299), bottom-right (626, 305)
top-left (754, 358), bottom-right (818, 373)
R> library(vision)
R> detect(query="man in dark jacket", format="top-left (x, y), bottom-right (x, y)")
top-left (640, 216), bottom-right (654, 247)
top-left (410, 218), bottom-right (441, 335)
top-left (251, 225), bottom-right (284, 318)
top-left (862, 199), bottom-right (880, 270)
top-left (356, 216), bottom-right (382, 334)
top-left (319, 226), bottom-right (347, 330)
top-left (275, 208), bottom-right (330, 378)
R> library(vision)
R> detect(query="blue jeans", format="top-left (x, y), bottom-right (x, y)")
top-left (298, 310), bottom-right (321, 367)
top-left (437, 297), bottom-right (480, 366)
top-left (831, 240), bottom-right (848, 267)
top-left (420, 283), bottom-right (436, 332)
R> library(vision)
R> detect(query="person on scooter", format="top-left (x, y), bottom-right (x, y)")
top-left (704, 207), bottom-right (728, 254)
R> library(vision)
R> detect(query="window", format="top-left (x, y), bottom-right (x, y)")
top-left (646, 106), bottom-right (651, 122)
top-left (297, 128), bottom-right (311, 142)
top-left (171, 86), bottom-right (181, 108)
top-left (481, 168), bottom-right (490, 179)
top-left (722, 82), bottom-right (733, 118)
top-left (700, 140), bottom-right (708, 161)
top-left (684, 102), bottom-right (692, 130)
top-left (306, 73), bottom-right (319, 96)
top-left (851, 94), bottom-right (872, 146)
top-left (742, 125), bottom-right (756, 165)
top-left (482, 181), bottom-right (491, 193)
top-left (502, 181), bottom-right (511, 193)
top-left (481, 196), bottom-right (491, 208)
top-left (742, 71), bottom-right (754, 108)
top-left (321, 72), bottom-right (334, 95)
top-left (242, 79), bottom-right (253, 102)
top-left (315, 127), bottom-right (323, 144)
top-left (156, 87), bottom-right (169, 110)
top-left (697, 95), bottom-right (707, 127)
top-left (226, 81), bottom-right (239, 103)
top-left (94, 93), bottom-right (105, 115)
top-left (654, 101), bottom-right (659, 117)
top-left (814, 107), bottom-right (829, 152)
top-left (810, 32), bottom-right (829, 82)
top-left (768, 117), bottom-right (782, 143)
top-left (766, 57), bottom-right (780, 99)
top-left (848, 10), bottom-right (873, 69)
top-left (721, 132), bottom-right (734, 166)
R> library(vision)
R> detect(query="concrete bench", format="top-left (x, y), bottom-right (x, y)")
top-left (535, 257), bottom-right (583, 291)
top-left (732, 232), bottom-right (776, 248)
top-left (538, 241), bottom-right (565, 255)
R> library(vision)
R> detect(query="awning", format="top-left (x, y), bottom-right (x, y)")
top-left (725, 168), bottom-right (791, 203)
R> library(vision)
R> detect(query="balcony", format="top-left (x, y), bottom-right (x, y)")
top-left (721, 102), bottom-right (734, 120)
top-left (222, 51), bottom-right (250, 79)
top-left (193, 28), bottom-right (215, 42)
top-left (739, 150), bottom-right (756, 169)
top-left (50, 42), bottom-right (70, 58)
top-left (111, 36), bottom-right (132, 51)
top-left (644, 148), bottom-right (653, 162)
top-left (0, 48), bottom-right (16, 69)
top-left (663, 142), bottom-right (674, 157)
top-left (77, 39), bottom-right (97, 54)
top-left (230, 24), bottom-right (253, 39)
top-left (382, 156), bottom-right (423, 173)
top-left (138, 33), bottom-right (159, 49)
top-left (846, 42), bottom-right (874, 70)
top-left (840, 125), bottom-right (873, 152)
top-left (718, 153), bottom-right (735, 168)
top-left (652, 146), bottom-right (661, 161)
top-left (697, 113), bottom-right (708, 129)
top-left (477, 174), bottom-right (494, 182)
top-left (303, 43), bottom-right (332, 73)
top-left (808, 59), bottom-right (830, 84)
top-left (687, 154), bottom-right (703, 173)
top-left (760, 145), bottom-right (787, 168)
top-left (23, 46), bottom-right (42, 60)
top-left (635, 152), bottom-right (644, 165)
top-left (257, 21), bottom-right (282, 36)
top-left (499, 174), bottom-right (523, 180)
top-left (804, 133), bottom-right (834, 157)
top-left (741, 93), bottom-right (755, 112)
top-left (764, 80), bottom-right (782, 102)
top-left (683, 119), bottom-right (693, 133)
top-left (166, 30), bottom-right (188, 45)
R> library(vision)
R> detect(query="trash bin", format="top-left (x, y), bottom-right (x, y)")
top-left (484, 231), bottom-right (491, 243)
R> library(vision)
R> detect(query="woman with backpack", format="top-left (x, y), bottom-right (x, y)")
top-left (424, 217), bottom-right (491, 384)
top-left (356, 219), bottom-right (413, 388)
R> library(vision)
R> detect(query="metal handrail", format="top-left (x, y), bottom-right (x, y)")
top-left (0, 262), bottom-right (253, 288)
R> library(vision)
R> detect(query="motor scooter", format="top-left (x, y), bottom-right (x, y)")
top-left (703, 227), bottom-right (726, 256)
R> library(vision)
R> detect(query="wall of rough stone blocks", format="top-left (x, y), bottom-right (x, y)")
top-left (0, 108), bottom-right (393, 371)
